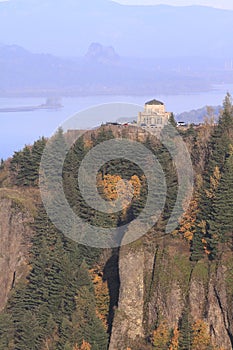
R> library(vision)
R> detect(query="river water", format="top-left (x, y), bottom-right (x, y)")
top-left (1, 84), bottom-right (233, 159)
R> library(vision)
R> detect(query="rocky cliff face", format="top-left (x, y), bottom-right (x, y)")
top-left (0, 190), bottom-right (35, 311)
top-left (109, 239), bottom-right (233, 349)
top-left (109, 247), bottom-right (145, 350)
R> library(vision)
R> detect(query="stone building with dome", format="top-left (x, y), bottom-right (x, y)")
top-left (137, 99), bottom-right (171, 127)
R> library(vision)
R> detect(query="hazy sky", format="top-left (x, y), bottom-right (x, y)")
top-left (0, 0), bottom-right (233, 10)
top-left (114, 0), bottom-right (233, 10)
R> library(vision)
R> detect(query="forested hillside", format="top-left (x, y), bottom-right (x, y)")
top-left (0, 94), bottom-right (233, 349)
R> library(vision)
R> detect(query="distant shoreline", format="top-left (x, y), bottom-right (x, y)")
top-left (0, 83), bottom-right (232, 100)
top-left (0, 102), bottom-right (63, 113)
top-left (0, 86), bottom-right (213, 99)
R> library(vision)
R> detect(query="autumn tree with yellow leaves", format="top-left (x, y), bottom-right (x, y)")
top-left (152, 321), bottom-right (170, 349)
top-left (89, 266), bottom-right (110, 329)
top-left (169, 326), bottom-right (179, 350)
top-left (73, 340), bottom-right (91, 350)
top-left (177, 197), bottom-right (199, 241)
top-left (191, 320), bottom-right (212, 350)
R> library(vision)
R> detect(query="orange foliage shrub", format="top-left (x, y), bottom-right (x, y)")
top-left (73, 340), bottom-right (91, 350)
top-left (178, 197), bottom-right (199, 241)
top-left (89, 266), bottom-right (110, 329)
top-left (205, 166), bottom-right (221, 199)
top-left (169, 326), bottom-right (179, 350)
top-left (192, 319), bottom-right (211, 350)
top-left (152, 321), bottom-right (170, 349)
top-left (97, 174), bottom-right (141, 217)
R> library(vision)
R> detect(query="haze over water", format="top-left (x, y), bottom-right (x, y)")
top-left (1, 1), bottom-right (233, 159)
top-left (1, 83), bottom-right (233, 160)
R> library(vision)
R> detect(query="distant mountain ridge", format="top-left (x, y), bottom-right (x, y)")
top-left (1, 0), bottom-right (233, 96)
top-left (0, 1), bottom-right (233, 58)
top-left (176, 105), bottom-right (222, 123)
top-left (0, 43), bottom-right (232, 96)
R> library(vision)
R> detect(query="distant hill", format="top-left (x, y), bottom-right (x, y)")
top-left (0, 1), bottom-right (233, 58)
top-left (0, 43), bottom-right (220, 96)
top-left (176, 105), bottom-right (222, 124)
top-left (1, 1), bottom-right (233, 96)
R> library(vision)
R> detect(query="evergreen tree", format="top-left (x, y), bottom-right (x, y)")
top-left (0, 313), bottom-right (14, 349)
top-left (207, 148), bottom-right (233, 254)
top-left (42, 127), bottom-right (67, 185)
top-left (169, 112), bottom-right (177, 128)
top-left (191, 93), bottom-right (233, 260)
top-left (178, 309), bottom-right (192, 350)
top-left (9, 137), bottom-right (46, 187)
top-left (208, 92), bottom-right (233, 172)
top-left (190, 227), bottom-right (205, 261)
top-left (1, 204), bottom-right (107, 349)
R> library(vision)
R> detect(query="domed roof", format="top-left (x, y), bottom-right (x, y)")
top-left (145, 99), bottom-right (164, 106)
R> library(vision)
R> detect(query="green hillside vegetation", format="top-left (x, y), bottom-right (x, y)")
top-left (0, 94), bottom-right (233, 349)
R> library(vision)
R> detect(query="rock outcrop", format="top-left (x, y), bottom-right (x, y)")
top-left (109, 239), bottom-right (233, 349)
top-left (0, 190), bottom-right (35, 311)
top-left (109, 247), bottom-right (145, 350)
